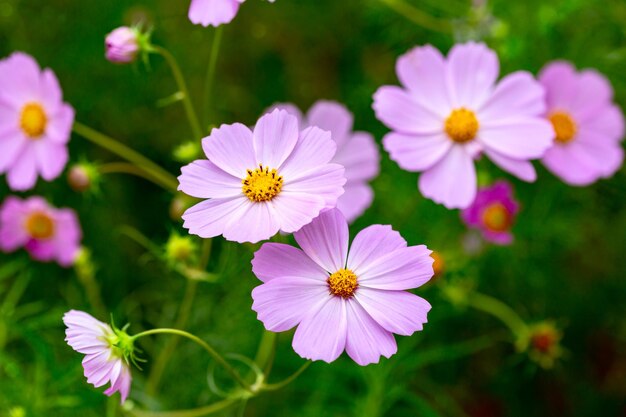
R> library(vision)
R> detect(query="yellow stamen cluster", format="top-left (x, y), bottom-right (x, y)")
top-left (25, 212), bottom-right (55, 239)
top-left (242, 165), bottom-right (283, 202)
top-left (20, 102), bottom-right (47, 138)
top-left (328, 269), bottom-right (358, 298)
top-left (481, 203), bottom-right (511, 232)
top-left (549, 111), bottom-right (577, 144)
top-left (444, 108), bottom-right (479, 143)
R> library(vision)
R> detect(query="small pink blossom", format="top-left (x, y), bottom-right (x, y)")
top-left (461, 181), bottom-right (519, 245)
top-left (178, 109), bottom-right (346, 243)
top-left (539, 61), bottom-right (625, 186)
top-left (105, 27), bottom-right (140, 64)
top-left (0, 52), bottom-right (75, 191)
top-left (63, 310), bottom-right (132, 404)
top-left (269, 101), bottom-right (380, 223)
top-left (251, 209), bottom-right (433, 365)
top-left (373, 42), bottom-right (554, 209)
top-left (188, 0), bottom-right (275, 27)
top-left (0, 196), bottom-right (81, 266)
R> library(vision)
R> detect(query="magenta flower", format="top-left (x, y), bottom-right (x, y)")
top-left (188, 0), bottom-right (275, 27)
top-left (373, 42), bottom-right (554, 209)
top-left (461, 181), bottom-right (519, 245)
top-left (539, 61), bottom-right (625, 186)
top-left (178, 109), bottom-right (346, 243)
top-left (0, 196), bottom-right (81, 266)
top-left (269, 101), bottom-right (380, 222)
top-left (105, 27), bottom-right (140, 64)
top-left (0, 52), bottom-right (74, 191)
top-left (63, 310), bottom-right (132, 404)
top-left (251, 209), bottom-right (433, 365)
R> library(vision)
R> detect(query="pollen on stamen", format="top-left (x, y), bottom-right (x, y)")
top-left (445, 108), bottom-right (479, 143)
top-left (24, 211), bottom-right (55, 239)
top-left (20, 102), bottom-right (48, 138)
top-left (328, 269), bottom-right (358, 298)
top-left (549, 111), bottom-right (577, 144)
top-left (242, 164), bottom-right (284, 202)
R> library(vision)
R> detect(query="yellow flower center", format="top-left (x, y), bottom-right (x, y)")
top-left (444, 108), bottom-right (479, 143)
top-left (481, 203), bottom-right (511, 232)
top-left (549, 111), bottom-right (577, 144)
top-left (20, 102), bottom-right (47, 138)
top-left (328, 268), bottom-right (358, 298)
top-left (242, 164), bottom-right (283, 202)
top-left (24, 212), bottom-right (55, 239)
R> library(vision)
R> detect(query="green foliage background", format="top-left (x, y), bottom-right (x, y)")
top-left (1, 0), bottom-right (625, 416)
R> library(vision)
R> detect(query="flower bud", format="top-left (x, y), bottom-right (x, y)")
top-left (105, 26), bottom-right (141, 64)
top-left (68, 163), bottom-right (99, 192)
top-left (517, 321), bottom-right (563, 369)
top-left (165, 233), bottom-right (197, 265)
top-left (173, 141), bottom-right (202, 163)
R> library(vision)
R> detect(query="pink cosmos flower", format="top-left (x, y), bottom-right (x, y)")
top-left (178, 109), bottom-right (346, 243)
top-left (188, 0), bottom-right (275, 27)
top-left (63, 310), bottom-right (132, 404)
top-left (373, 42), bottom-right (554, 209)
top-left (0, 52), bottom-right (75, 191)
top-left (0, 196), bottom-right (81, 266)
top-left (269, 101), bottom-right (380, 222)
top-left (105, 27), bottom-right (140, 64)
top-left (251, 209), bottom-right (433, 365)
top-left (460, 180), bottom-right (519, 245)
top-left (539, 61), bottom-right (625, 186)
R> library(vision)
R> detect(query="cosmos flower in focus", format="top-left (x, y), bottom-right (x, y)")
top-left (63, 310), bottom-right (133, 403)
top-left (269, 101), bottom-right (380, 222)
top-left (178, 109), bottom-right (346, 243)
top-left (0, 52), bottom-right (75, 191)
top-left (373, 42), bottom-right (554, 209)
top-left (188, 0), bottom-right (276, 27)
top-left (251, 209), bottom-right (433, 365)
top-left (461, 181), bottom-right (518, 245)
top-left (0, 196), bottom-right (82, 266)
top-left (539, 61), bottom-right (625, 186)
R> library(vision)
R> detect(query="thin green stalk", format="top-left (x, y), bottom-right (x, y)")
top-left (202, 27), bottom-right (223, 130)
top-left (99, 162), bottom-right (164, 188)
top-left (379, 0), bottom-right (452, 33)
top-left (131, 398), bottom-right (237, 417)
top-left (262, 361), bottom-right (311, 391)
top-left (465, 292), bottom-right (529, 337)
top-left (133, 328), bottom-right (251, 392)
top-left (72, 122), bottom-right (178, 192)
top-left (152, 46), bottom-right (203, 140)
top-left (254, 331), bottom-right (277, 377)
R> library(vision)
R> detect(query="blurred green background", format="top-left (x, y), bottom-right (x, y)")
top-left (1, 0), bottom-right (626, 416)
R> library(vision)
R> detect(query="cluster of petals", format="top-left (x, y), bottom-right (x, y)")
top-left (461, 181), bottom-right (519, 245)
top-left (188, 0), bottom-right (275, 27)
top-left (178, 109), bottom-right (346, 243)
top-left (105, 27), bottom-right (140, 64)
top-left (0, 195), bottom-right (81, 266)
top-left (270, 101), bottom-right (380, 222)
top-left (0, 52), bottom-right (74, 191)
top-left (63, 310), bottom-right (132, 404)
top-left (251, 209), bottom-right (434, 366)
top-left (539, 61), bottom-right (625, 186)
top-left (373, 42), bottom-right (554, 209)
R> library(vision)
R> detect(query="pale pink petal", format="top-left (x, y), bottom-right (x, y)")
top-left (252, 242), bottom-right (327, 282)
top-left (294, 209), bottom-right (349, 272)
top-left (538, 61), bottom-right (578, 110)
top-left (222, 200), bottom-right (280, 243)
top-left (336, 183), bottom-right (374, 224)
top-left (568, 69), bottom-right (614, 120)
top-left (182, 197), bottom-right (249, 239)
top-left (0, 52), bottom-right (41, 106)
top-left (266, 103), bottom-right (304, 125)
top-left (484, 149), bottom-right (537, 182)
top-left (0, 196), bottom-right (29, 251)
top-left (35, 140), bottom-right (68, 181)
top-left (202, 123), bottom-right (256, 178)
top-left (479, 118), bottom-right (554, 159)
top-left (39, 68), bottom-right (62, 113)
top-left (252, 109), bottom-right (299, 168)
top-left (7, 144), bottom-right (38, 191)
top-left (178, 160), bottom-right (242, 199)
top-left (344, 300), bottom-right (397, 366)
top-left (279, 126), bottom-right (337, 178)
top-left (356, 245), bottom-right (433, 290)
top-left (542, 144), bottom-right (601, 186)
top-left (282, 164), bottom-right (346, 209)
top-left (418, 145), bottom-right (477, 209)
top-left (0, 127), bottom-right (27, 174)
top-left (52, 208), bottom-right (82, 266)
top-left (188, 0), bottom-right (241, 27)
top-left (447, 42), bottom-right (499, 109)
top-left (333, 132), bottom-right (379, 182)
top-left (479, 72), bottom-right (546, 120)
top-left (292, 296), bottom-right (347, 363)
top-left (306, 101), bottom-right (354, 149)
top-left (25, 239), bottom-right (57, 263)
top-left (354, 288), bottom-right (431, 336)
top-left (271, 192), bottom-right (327, 234)
top-left (383, 132), bottom-right (452, 172)
top-left (44, 103), bottom-right (74, 145)
top-left (578, 105), bottom-right (624, 140)
top-left (347, 225), bottom-right (406, 273)
top-left (372, 86), bottom-right (443, 135)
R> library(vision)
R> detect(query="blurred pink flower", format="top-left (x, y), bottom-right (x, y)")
top-left (373, 42), bottom-right (554, 209)
top-left (188, 0), bottom-right (275, 27)
top-left (461, 181), bottom-right (519, 245)
top-left (251, 209), bottom-right (433, 365)
top-left (0, 53), bottom-right (74, 190)
top-left (539, 61), bottom-right (625, 186)
top-left (63, 310), bottom-right (132, 404)
top-left (269, 101), bottom-right (380, 223)
top-left (0, 196), bottom-right (81, 266)
top-left (178, 109), bottom-right (346, 243)
top-left (105, 27), bottom-right (140, 64)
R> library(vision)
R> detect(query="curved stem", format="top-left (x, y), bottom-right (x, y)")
top-left (133, 328), bottom-right (251, 391)
top-left (72, 122), bottom-right (178, 192)
top-left (465, 292), bottom-right (529, 337)
top-left (202, 27), bottom-right (223, 129)
top-left (153, 46), bottom-right (203, 140)
top-left (131, 398), bottom-right (237, 417)
top-left (98, 162), bottom-right (167, 189)
top-left (378, 0), bottom-right (452, 33)
top-left (262, 361), bottom-right (311, 391)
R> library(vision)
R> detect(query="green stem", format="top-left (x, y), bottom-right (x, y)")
top-left (202, 27), bottom-right (223, 130)
top-left (75, 265), bottom-right (107, 319)
top-left (262, 361), bottom-right (311, 391)
top-left (99, 162), bottom-right (166, 189)
top-left (379, 0), bottom-right (452, 33)
top-left (72, 122), bottom-right (178, 192)
top-left (254, 330), bottom-right (277, 377)
top-left (131, 398), bottom-right (237, 417)
top-left (153, 46), bottom-right (203, 140)
top-left (465, 292), bottom-right (529, 337)
top-left (133, 328), bottom-right (251, 392)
